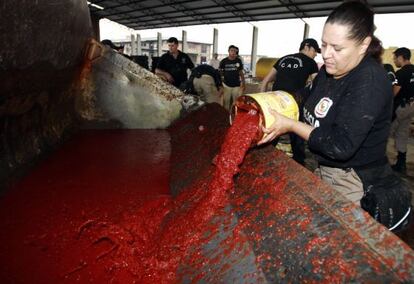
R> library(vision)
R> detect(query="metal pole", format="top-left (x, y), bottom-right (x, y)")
top-left (251, 26), bottom-right (258, 78)
top-left (157, 32), bottom-right (162, 56)
top-left (182, 30), bottom-right (187, 53)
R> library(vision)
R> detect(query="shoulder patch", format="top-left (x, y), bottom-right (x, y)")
top-left (314, 97), bottom-right (333, 118)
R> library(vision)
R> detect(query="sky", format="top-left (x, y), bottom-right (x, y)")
top-left (100, 13), bottom-right (414, 59)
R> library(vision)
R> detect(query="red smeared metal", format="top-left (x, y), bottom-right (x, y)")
top-left (135, 109), bottom-right (260, 283)
top-left (231, 147), bottom-right (414, 282)
top-left (169, 104), bottom-right (414, 282)
top-left (1, 103), bottom-right (414, 283)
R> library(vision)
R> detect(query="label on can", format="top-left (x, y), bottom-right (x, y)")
top-left (233, 91), bottom-right (299, 142)
top-left (245, 90), bottom-right (298, 127)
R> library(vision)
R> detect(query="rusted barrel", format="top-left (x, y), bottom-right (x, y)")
top-left (169, 103), bottom-right (414, 283)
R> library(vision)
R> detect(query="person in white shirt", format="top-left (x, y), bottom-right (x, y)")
top-left (209, 53), bottom-right (220, 69)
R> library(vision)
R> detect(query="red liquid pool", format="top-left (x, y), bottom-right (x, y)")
top-left (0, 130), bottom-right (171, 283)
top-left (0, 111), bottom-right (260, 283)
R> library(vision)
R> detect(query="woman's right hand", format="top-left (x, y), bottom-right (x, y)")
top-left (257, 109), bottom-right (294, 145)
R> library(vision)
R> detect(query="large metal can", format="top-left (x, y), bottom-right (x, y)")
top-left (231, 91), bottom-right (299, 144)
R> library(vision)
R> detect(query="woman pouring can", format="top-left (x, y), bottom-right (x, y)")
top-left (231, 90), bottom-right (299, 146)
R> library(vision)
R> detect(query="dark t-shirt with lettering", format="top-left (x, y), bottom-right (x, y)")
top-left (219, 57), bottom-right (244, 87)
top-left (303, 56), bottom-right (392, 168)
top-left (395, 64), bottom-right (414, 103)
top-left (272, 52), bottom-right (318, 94)
top-left (157, 51), bottom-right (194, 87)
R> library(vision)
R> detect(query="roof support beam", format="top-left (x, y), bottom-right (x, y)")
top-left (127, 7), bottom-right (333, 29)
top-left (118, 1), bottom-right (338, 27)
top-left (89, 0), bottom-right (414, 30)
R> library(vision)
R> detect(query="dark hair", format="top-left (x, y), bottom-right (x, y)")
top-left (167, 37), bottom-right (179, 45)
top-left (383, 63), bottom-right (395, 73)
top-left (326, 1), bottom-right (383, 63)
top-left (394, 47), bottom-right (411, 60)
top-left (228, 45), bottom-right (237, 51)
top-left (299, 38), bottom-right (321, 53)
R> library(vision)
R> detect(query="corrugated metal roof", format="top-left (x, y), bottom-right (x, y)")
top-left (88, 0), bottom-right (414, 30)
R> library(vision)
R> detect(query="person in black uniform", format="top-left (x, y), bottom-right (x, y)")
top-left (260, 38), bottom-right (319, 94)
top-left (258, 1), bottom-right (411, 231)
top-left (260, 38), bottom-right (320, 165)
top-left (155, 37), bottom-right (194, 88)
top-left (219, 45), bottom-right (245, 111)
top-left (390, 47), bottom-right (414, 173)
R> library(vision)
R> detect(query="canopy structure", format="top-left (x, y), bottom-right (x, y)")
top-left (88, 0), bottom-right (414, 30)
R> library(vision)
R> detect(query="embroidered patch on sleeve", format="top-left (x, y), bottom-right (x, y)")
top-left (314, 97), bottom-right (333, 118)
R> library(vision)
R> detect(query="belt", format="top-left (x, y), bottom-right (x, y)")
top-left (318, 164), bottom-right (352, 173)
top-left (318, 157), bottom-right (388, 171)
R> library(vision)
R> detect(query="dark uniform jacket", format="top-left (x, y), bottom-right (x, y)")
top-left (304, 56), bottom-right (393, 169)
top-left (157, 51), bottom-right (194, 87)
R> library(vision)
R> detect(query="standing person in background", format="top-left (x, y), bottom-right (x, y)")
top-left (209, 53), bottom-right (220, 70)
top-left (219, 45), bottom-right (245, 111)
top-left (260, 38), bottom-right (319, 93)
top-left (259, 38), bottom-right (320, 165)
top-left (258, 1), bottom-right (411, 231)
top-left (155, 37), bottom-right (194, 88)
top-left (390, 47), bottom-right (414, 173)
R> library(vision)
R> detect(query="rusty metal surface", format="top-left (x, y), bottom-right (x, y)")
top-left (169, 104), bottom-right (414, 282)
top-left (0, 0), bottom-right (92, 187)
top-left (1, 0), bottom-right (91, 71)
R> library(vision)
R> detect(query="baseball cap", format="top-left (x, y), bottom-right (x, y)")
top-left (300, 38), bottom-right (321, 53)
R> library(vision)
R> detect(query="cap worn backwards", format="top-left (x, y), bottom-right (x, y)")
top-left (300, 38), bottom-right (321, 53)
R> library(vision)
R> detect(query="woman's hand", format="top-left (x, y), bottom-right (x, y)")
top-left (257, 109), bottom-right (294, 145)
